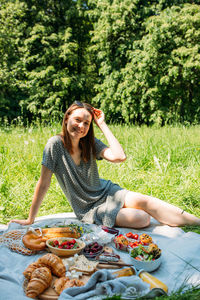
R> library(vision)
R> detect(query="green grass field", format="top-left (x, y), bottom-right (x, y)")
top-left (1, 123), bottom-right (200, 228)
top-left (0, 123), bottom-right (200, 299)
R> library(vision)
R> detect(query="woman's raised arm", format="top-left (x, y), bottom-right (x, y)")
top-left (93, 108), bottom-right (126, 163)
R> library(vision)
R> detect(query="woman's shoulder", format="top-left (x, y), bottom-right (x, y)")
top-left (45, 135), bottom-right (63, 147)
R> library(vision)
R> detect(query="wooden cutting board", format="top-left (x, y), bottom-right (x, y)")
top-left (97, 246), bottom-right (127, 269)
top-left (24, 246), bottom-right (126, 300)
top-left (38, 275), bottom-right (90, 300)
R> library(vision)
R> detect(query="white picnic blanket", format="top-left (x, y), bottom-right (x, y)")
top-left (0, 213), bottom-right (200, 300)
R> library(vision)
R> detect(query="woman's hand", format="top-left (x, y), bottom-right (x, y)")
top-left (93, 108), bottom-right (105, 127)
top-left (92, 107), bottom-right (126, 163)
top-left (8, 218), bottom-right (34, 226)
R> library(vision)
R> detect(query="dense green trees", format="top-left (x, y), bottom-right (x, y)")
top-left (0, 0), bottom-right (92, 122)
top-left (0, 0), bottom-right (200, 125)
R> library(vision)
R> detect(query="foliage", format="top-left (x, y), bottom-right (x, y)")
top-left (90, 1), bottom-right (200, 125)
top-left (0, 0), bottom-right (27, 120)
top-left (119, 4), bottom-right (200, 125)
top-left (0, 1), bottom-right (200, 124)
top-left (0, 0), bottom-right (93, 123)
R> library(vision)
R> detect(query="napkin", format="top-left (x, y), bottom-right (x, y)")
top-left (58, 269), bottom-right (150, 300)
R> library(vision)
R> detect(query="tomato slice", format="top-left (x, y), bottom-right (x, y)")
top-left (133, 234), bottom-right (139, 240)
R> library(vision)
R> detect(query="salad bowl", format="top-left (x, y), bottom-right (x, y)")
top-left (129, 244), bottom-right (162, 272)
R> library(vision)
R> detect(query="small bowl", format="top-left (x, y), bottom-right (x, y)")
top-left (129, 246), bottom-right (162, 272)
top-left (83, 242), bottom-right (103, 259)
top-left (113, 235), bottom-right (129, 252)
top-left (46, 237), bottom-right (85, 257)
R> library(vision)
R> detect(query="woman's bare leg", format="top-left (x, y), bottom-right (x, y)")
top-left (115, 208), bottom-right (151, 228)
top-left (123, 191), bottom-right (200, 227)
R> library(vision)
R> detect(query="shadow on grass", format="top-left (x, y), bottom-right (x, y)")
top-left (181, 225), bottom-right (200, 235)
top-left (103, 285), bottom-right (200, 300)
top-left (149, 286), bottom-right (200, 300)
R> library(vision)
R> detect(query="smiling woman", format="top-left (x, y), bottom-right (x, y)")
top-left (61, 102), bottom-right (95, 164)
top-left (9, 102), bottom-right (200, 229)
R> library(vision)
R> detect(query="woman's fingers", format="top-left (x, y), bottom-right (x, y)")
top-left (93, 107), bottom-right (102, 118)
top-left (8, 219), bottom-right (33, 226)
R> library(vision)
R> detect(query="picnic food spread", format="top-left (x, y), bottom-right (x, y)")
top-left (113, 232), bottom-right (154, 251)
top-left (1, 222), bottom-right (168, 299)
top-left (22, 227), bottom-right (81, 251)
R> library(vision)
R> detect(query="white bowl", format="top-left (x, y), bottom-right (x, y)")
top-left (129, 246), bottom-right (162, 272)
top-left (46, 237), bottom-right (85, 257)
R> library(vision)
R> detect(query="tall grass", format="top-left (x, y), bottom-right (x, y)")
top-left (0, 124), bottom-right (200, 225)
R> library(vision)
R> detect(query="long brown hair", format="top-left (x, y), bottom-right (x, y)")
top-left (60, 102), bottom-right (96, 162)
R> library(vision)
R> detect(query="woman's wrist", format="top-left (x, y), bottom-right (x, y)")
top-left (27, 216), bottom-right (35, 224)
top-left (98, 120), bottom-right (107, 131)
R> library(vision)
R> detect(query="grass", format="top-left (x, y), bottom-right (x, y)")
top-left (103, 285), bottom-right (200, 299)
top-left (0, 123), bottom-right (200, 299)
top-left (0, 123), bottom-right (200, 231)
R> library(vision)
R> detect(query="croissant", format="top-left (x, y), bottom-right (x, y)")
top-left (26, 267), bottom-right (52, 298)
top-left (53, 276), bottom-right (70, 295)
top-left (53, 276), bottom-right (84, 295)
top-left (23, 261), bottom-right (46, 280)
top-left (37, 253), bottom-right (66, 277)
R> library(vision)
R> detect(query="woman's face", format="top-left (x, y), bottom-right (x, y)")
top-left (66, 108), bottom-right (92, 140)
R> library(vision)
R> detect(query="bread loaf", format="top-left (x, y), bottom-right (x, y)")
top-left (42, 227), bottom-right (81, 239)
top-left (22, 232), bottom-right (47, 251)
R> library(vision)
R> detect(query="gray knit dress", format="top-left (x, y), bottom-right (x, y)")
top-left (42, 135), bottom-right (128, 227)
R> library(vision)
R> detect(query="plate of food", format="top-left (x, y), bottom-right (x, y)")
top-left (129, 243), bottom-right (162, 272)
top-left (113, 234), bottom-right (129, 251)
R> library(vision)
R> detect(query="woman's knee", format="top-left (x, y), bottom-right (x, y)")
top-left (136, 210), bottom-right (151, 228)
top-left (124, 191), bottom-right (149, 209)
top-left (115, 208), bottom-right (151, 229)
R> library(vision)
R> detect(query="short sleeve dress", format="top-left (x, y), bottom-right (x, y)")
top-left (42, 135), bottom-right (128, 227)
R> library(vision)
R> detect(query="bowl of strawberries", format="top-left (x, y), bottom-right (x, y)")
top-left (46, 238), bottom-right (85, 257)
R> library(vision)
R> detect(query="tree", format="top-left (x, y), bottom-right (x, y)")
top-left (89, 0), bottom-right (200, 124)
top-left (118, 4), bottom-right (200, 124)
top-left (0, 0), bottom-right (27, 121)
top-left (1, 0), bottom-right (200, 124)
top-left (0, 0), bottom-right (93, 123)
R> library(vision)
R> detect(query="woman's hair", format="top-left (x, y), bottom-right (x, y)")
top-left (60, 102), bottom-right (96, 162)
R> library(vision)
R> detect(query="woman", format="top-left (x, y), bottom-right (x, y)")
top-left (10, 102), bottom-right (200, 228)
